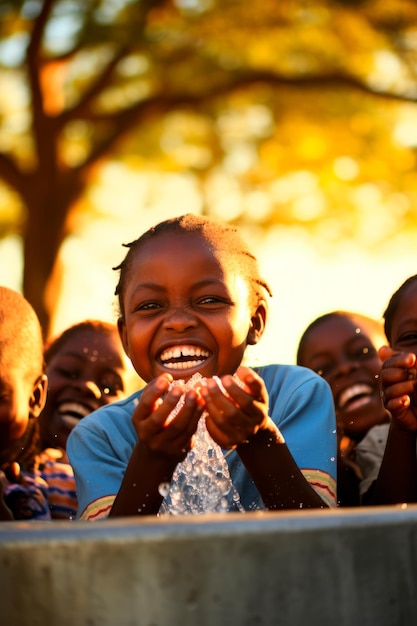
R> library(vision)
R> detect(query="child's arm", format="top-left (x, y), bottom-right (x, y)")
top-left (109, 374), bottom-right (205, 516)
top-left (200, 366), bottom-right (330, 509)
top-left (364, 346), bottom-right (417, 505)
top-left (0, 471), bottom-right (14, 521)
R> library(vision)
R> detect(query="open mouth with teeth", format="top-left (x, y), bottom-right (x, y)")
top-left (58, 402), bottom-right (91, 428)
top-left (337, 383), bottom-right (375, 412)
top-left (159, 344), bottom-right (211, 371)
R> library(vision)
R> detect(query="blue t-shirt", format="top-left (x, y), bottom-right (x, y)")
top-left (67, 364), bottom-right (337, 519)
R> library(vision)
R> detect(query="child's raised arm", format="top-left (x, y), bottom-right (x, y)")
top-left (363, 346), bottom-right (417, 505)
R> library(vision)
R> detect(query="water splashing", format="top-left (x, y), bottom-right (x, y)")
top-left (158, 373), bottom-right (245, 516)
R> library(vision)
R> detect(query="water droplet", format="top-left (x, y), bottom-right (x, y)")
top-left (158, 482), bottom-right (170, 497)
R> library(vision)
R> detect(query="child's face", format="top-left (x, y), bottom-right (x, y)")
top-left (40, 329), bottom-right (128, 451)
top-left (118, 231), bottom-right (261, 382)
top-left (0, 365), bottom-right (39, 466)
top-left (388, 282), bottom-right (417, 353)
top-left (299, 316), bottom-right (387, 440)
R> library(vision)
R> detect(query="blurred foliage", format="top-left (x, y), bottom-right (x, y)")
top-left (0, 0), bottom-right (417, 328)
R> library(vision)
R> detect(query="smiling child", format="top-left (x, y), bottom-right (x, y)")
top-left (67, 214), bottom-right (337, 519)
top-left (297, 311), bottom-right (389, 506)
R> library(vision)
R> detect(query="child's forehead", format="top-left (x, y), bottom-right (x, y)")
top-left (133, 230), bottom-right (230, 264)
top-left (56, 329), bottom-right (119, 356)
top-left (126, 228), bottom-right (255, 293)
top-left (311, 316), bottom-right (374, 341)
top-left (140, 229), bottom-right (214, 248)
top-left (398, 281), bottom-right (417, 308)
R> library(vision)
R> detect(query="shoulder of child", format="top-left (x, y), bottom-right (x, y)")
top-left (253, 363), bottom-right (329, 388)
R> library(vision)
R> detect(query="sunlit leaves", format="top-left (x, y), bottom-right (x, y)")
top-left (2, 0), bottom-right (417, 332)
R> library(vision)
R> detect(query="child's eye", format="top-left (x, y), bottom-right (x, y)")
top-left (197, 295), bottom-right (227, 306)
top-left (100, 379), bottom-right (124, 396)
top-left (57, 367), bottom-right (79, 380)
top-left (136, 301), bottom-right (162, 311)
top-left (355, 345), bottom-right (377, 359)
top-left (102, 386), bottom-right (116, 396)
top-left (397, 331), bottom-right (417, 345)
top-left (313, 363), bottom-right (332, 378)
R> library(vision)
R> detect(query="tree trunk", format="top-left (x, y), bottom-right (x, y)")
top-left (21, 167), bottom-right (84, 336)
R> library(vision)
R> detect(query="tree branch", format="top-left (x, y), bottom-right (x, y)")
top-left (0, 153), bottom-right (26, 193)
top-left (57, 45), bottom-right (131, 127)
top-left (70, 65), bottom-right (417, 178)
top-left (26, 0), bottom-right (57, 165)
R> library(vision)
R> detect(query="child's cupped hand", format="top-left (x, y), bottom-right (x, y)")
top-left (199, 365), bottom-right (270, 450)
top-left (378, 346), bottom-right (417, 431)
top-left (132, 373), bottom-right (205, 461)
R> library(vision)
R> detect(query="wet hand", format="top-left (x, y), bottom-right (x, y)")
top-left (199, 366), bottom-right (269, 449)
top-left (132, 374), bottom-right (205, 460)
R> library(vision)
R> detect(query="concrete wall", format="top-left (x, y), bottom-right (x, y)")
top-left (1, 505), bottom-right (417, 626)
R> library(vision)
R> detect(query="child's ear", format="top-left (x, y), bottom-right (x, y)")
top-left (247, 302), bottom-right (267, 345)
top-left (117, 317), bottom-right (130, 358)
top-left (29, 375), bottom-right (48, 417)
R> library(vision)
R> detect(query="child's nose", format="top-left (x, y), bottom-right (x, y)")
top-left (83, 380), bottom-right (102, 400)
top-left (163, 307), bottom-right (198, 331)
top-left (333, 357), bottom-right (358, 378)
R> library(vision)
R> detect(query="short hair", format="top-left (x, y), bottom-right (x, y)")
top-left (44, 319), bottom-right (119, 365)
top-left (113, 213), bottom-right (272, 318)
top-left (0, 286), bottom-right (44, 380)
top-left (383, 274), bottom-right (417, 344)
top-left (297, 310), bottom-right (385, 365)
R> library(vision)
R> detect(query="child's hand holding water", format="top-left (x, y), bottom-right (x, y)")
top-left (199, 366), bottom-right (271, 449)
top-left (132, 373), bottom-right (205, 462)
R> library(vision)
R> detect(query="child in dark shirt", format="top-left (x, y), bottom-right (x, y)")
top-left (371, 274), bottom-right (417, 504)
top-left (0, 286), bottom-right (51, 520)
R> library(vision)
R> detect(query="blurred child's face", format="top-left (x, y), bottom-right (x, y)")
top-left (299, 316), bottom-right (388, 440)
top-left (118, 231), bottom-right (261, 382)
top-left (0, 365), bottom-right (40, 466)
top-left (388, 282), bottom-right (417, 353)
top-left (40, 329), bottom-right (128, 451)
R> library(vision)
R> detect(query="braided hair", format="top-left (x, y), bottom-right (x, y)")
top-left (113, 214), bottom-right (272, 318)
